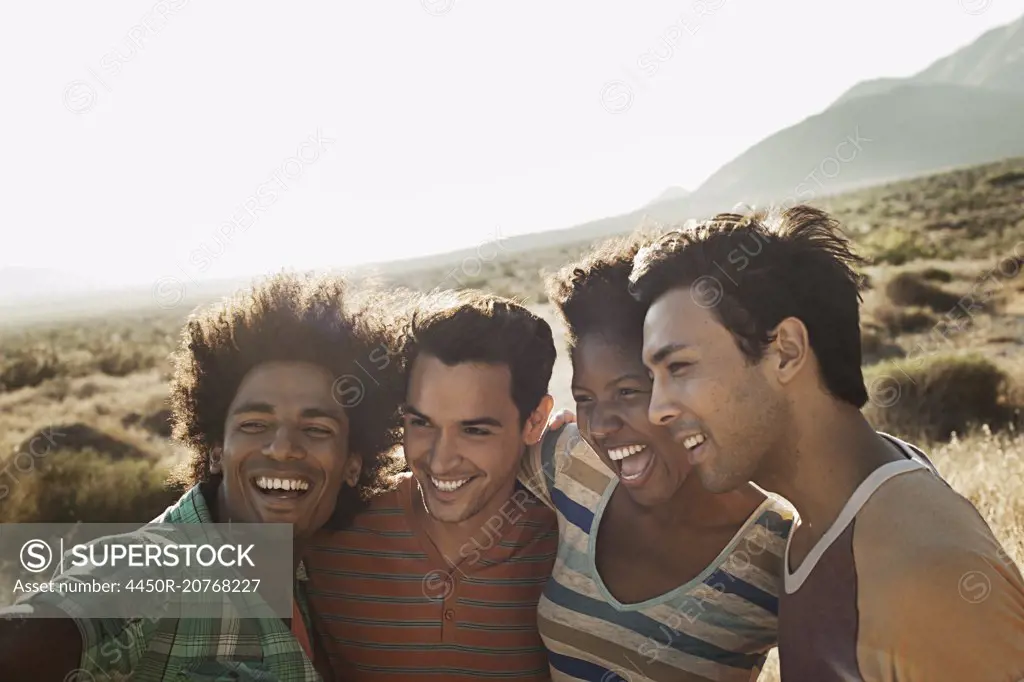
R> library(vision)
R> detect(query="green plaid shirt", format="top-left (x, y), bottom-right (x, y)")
top-left (20, 485), bottom-right (321, 681)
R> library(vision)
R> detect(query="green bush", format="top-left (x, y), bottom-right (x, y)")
top-left (863, 353), bottom-right (1017, 441)
top-left (97, 349), bottom-right (157, 377)
top-left (0, 350), bottom-right (64, 393)
top-left (884, 272), bottom-right (961, 312)
top-left (863, 230), bottom-right (936, 265)
top-left (919, 267), bottom-right (953, 283)
top-left (874, 304), bottom-right (937, 334)
top-left (0, 448), bottom-right (181, 523)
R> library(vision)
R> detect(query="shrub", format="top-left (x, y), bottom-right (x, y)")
top-left (122, 408), bottom-right (174, 438)
top-left (860, 322), bottom-right (902, 362)
top-left (12, 423), bottom-right (153, 462)
top-left (874, 304), bottom-right (937, 334)
top-left (97, 349), bottom-right (156, 377)
top-left (863, 353), bottom-right (1017, 441)
top-left (0, 448), bottom-right (181, 523)
top-left (0, 350), bottom-right (63, 393)
top-left (863, 230), bottom-right (935, 265)
top-left (919, 267), bottom-right (953, 283)
top-left (986, 170), bottom-right (1024, 188)
top-left (884, 272), bottom-right (961, 312)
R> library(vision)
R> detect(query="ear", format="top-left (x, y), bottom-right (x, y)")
top-left (522, 394), bottom-right (555, 446)
top-left (209, 446), bottom-right (224, 475)
top-left (769, 317), bottom-right (810, 384)
top-left (343, 452), bottom-right (363, 488)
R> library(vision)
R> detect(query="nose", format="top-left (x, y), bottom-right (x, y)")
top-left (425, 428), bottom-right (462, 474)
top-left (263, 424), bottom-right (304, 461)
top-left (588, 401), bottom-right (624, 442)
top-left (648, 375), bottom-right (681, 427)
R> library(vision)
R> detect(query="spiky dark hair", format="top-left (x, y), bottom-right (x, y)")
top-left (629, 205), bottom-right (871, 407)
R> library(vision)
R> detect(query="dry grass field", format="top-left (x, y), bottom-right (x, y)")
top-left (1, 157), bottom-right (1023, 679)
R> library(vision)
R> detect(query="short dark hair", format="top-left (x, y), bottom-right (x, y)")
top-left (400, 289), bottom-right (556, 425)
top-left (629, 205), bottom-right (870, 407)
top-left (168, 272), bottom-right (404, 528)
top-left (545, 230), bottom-right (655, 357)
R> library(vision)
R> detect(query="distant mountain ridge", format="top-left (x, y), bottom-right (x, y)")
top-left (7, 14), bottom-right (1024, 318)
top-left (647, 186), bottom-right (690, 206)
top-left (689, 13), bottom-right (1024, 209)
top-left (834, 13), bottom-right (1024, 106)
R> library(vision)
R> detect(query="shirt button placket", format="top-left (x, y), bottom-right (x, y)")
top-left (441, 573), bottom-right (457, 642)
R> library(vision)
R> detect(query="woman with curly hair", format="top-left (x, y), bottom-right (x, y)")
top-left (0, 272), bottom-right (405, 682)
top-left (521, 231), bottom-right (796, 682)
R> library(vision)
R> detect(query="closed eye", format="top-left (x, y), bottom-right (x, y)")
top-left (667, 361), bottom-right (692, 375)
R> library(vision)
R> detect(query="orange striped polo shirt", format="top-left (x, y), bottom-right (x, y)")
top-left (303, 472), bottom-right (559, 681)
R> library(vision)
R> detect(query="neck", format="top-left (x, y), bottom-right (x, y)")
top-left (755, 396), bottom-right (903, 534)
top-left (634, 470), bottom-right (763, 529)
top-left (417, 476), bottom-right (519, 561)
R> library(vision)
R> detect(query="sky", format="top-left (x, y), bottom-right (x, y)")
top-left (4, 0), bottom-right (1024, 292)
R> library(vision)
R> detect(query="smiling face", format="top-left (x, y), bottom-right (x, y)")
top-left (642, 287), bottom-right (788, 494)
top-left (403, 354), bottom-right (550, 525)
top-left (571, 334), bottom-right (693, 507)
top-left (212, 361), bottom-right (361, 540)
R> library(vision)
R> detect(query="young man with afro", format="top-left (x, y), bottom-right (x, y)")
top-left (0, 272), bottom-right (405, 681)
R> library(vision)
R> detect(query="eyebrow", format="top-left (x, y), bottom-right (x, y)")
top-left (403, 404), bottom-right (503, 428)
top-left (609, 372), bottom-right (649, 386)
top-left (230, 402), bottom-right (343, 421)
top-left (648, 343), bottom-right (691, 366)
top-left (571, 372), bottom-right (649, 394)
top-left (231, 402), bottom-right (275, 416)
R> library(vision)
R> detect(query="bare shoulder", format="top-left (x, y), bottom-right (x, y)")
top-left (855, 467), bottom-right (1006, 559)
top-left (851, 468), bottom-right (1024, 679)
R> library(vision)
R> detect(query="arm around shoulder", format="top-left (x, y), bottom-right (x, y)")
top-left (518, 422), bottom-right (575, 510)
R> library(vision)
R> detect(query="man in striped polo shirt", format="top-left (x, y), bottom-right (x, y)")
top-left (304, 290), bottom-right (560, 681)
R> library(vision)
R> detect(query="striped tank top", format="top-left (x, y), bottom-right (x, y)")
top-left (520, 424), bottom-right (795, 681)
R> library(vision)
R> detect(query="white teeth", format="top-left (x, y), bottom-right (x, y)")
top-left (431, 477), bottom-right (470, 492)
top-left (621, 467), bottom-right (646, 481)
top-left (608, 444), bottom-right (647, 461)
top-left (682, 433), bottom-right (707, 450)
top-left (255, 477), bottom-right (310, 491)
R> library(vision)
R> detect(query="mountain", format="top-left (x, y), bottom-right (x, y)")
top-left (688, 13), bottom-right (1024, 209)
top-left (646, 186), bottom-right (690, 207)
top-left (689, 83), bottom-right (1024, 207)
top-left (836, 14), bottom-right (1024, 106)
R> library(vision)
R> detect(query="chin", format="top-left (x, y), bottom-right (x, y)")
top-left (697, 467), bottom-right (744, 495)
top-left (623, 485), bottom-right (672, 508)
top-left (427, 494), bottom-right (485, 524)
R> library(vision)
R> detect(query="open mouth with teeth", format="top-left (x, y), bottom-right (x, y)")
top-left (428, 475), bottom-right (477, 495)
top-left (251, 476), bottom-right (313, 500)
top-left (680, 432), bottom-right (708, 464)
top-left (607, 443), bottom-right (655, 484)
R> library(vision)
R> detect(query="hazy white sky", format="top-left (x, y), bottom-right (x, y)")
top-left (4, 0), bottom-right (1023, 289)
